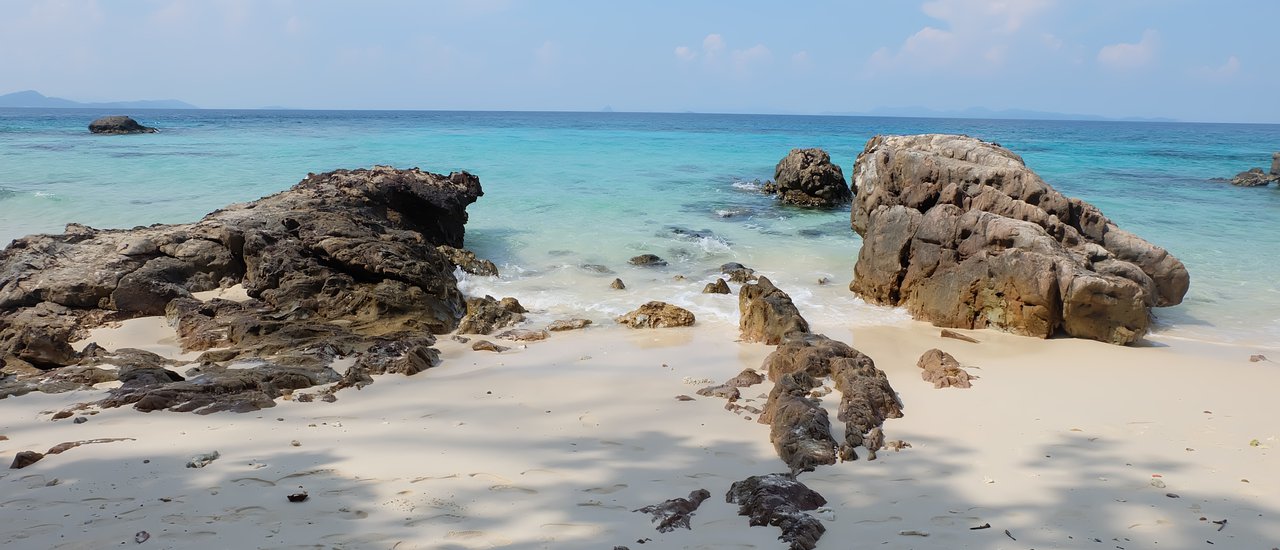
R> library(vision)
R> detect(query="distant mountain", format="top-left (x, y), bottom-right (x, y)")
top-left (0, 90), bottom-right (198, 109)
top-left (828, 105), bottom-right (1177, 123)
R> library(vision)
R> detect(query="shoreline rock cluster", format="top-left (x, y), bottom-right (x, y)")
top-left (849, 134), bottom-right (1190, 345)
top-left (1228, 152), bottom-right (1280, 187)
top-left (1, 166), bottom-right (484, 412)
top-left (88, 115), bottom-right (157, 135)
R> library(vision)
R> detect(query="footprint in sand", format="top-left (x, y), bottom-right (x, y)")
top-left (405, 513), bottom-right (466, 527)
top-left (598, 439), bottom-right (644, 451)
top-left (539, 523), bottom-right (603, 539)
top-left (930, 514), bottom-right (981, 526)
top-left (582, 483), bottom-right (628, 495)
top-left (468, 472), bottom-right (512, 484)
top-left (231, 477), bottom-right (276, 487)
top-left (853, 515), bottom-right (903, 524)
top-left (444, 530), bottom-right (513, 546)
top-left (277, 469), bottom-right (338, 482)
top-left (686, 472), bottom-right (719, 479)
top-left (411, 474), bottom-right (460, 483)
top-left (576, 500), bottom-right (628, 510)
top-left (520, 468), bottom-right (557, 476)
top-left (489, 484), bottom-right (538, 494)
top-left (328, 507), bottom-right (369, 520)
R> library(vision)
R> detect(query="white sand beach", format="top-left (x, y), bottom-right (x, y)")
top-left (3, 304), bottom-right (1278, 549)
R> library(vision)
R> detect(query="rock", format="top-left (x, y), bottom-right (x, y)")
top-left (287, 492), bottom-right (309, 502)
top-left (629, 254), bottom-right (668, 267)
top-left (88, 115), bottom-right (157, 135)
top-left (940, 329), bottom-right (979, 343)
top-left (726, 473), bottom-right (827, 550)
top-left (762, 333), bottom-right (903, 462)
top-left (471, 340), bottom-right (507, 352)
top-left (1249, 354), bottom-right (1267, 362)
top-left (10, 450), bottom-right (44, 469)
top-left (696, 384), bottom-right (741, 400)
top-left (547, 318), bottom-right (592, 332)
top-left (634, 489), bottom-right (711, 533)
top-left (702, 278), bottom-right (731, 294)
top-left (760, 371), bottom-right (837, 473)
top-left (610, 278), bottom-right (626, 290)
top-left (725, 369), bottom-right (765, 388)
top-left (768, 148), bottom-right (852, 208)
top-left (738, 277), bottom-right (810, 345)
top-left (917, 348), bottom-right (974, 388)
top-left (186, 451), bottom-right (220, 468)
top-left (496, 328), bottom-right (548, 341)
top-left (616, 301), bottom-right (695, 328)
top-left (1272, 152), bottom-right (1280, 176)
top-left (720, 262), bottom-right (757, 283)
top-left (675, 395), bottom-right (695, 401)
top-left (457, 295), bottom-right (526, 335)
top-left (850, 134), bottom-right (1189, 345)
top-left (1231, 167), bottom-right (1278, 187)
top-left (436, 245), bottom-right (499, 276)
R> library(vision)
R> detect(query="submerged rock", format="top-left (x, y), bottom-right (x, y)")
top-left (616, 301), bottom-right (695, 328)
top-left (702, 278), bottom-right (731, 294)
top-left (726, 474), bottom-right (827, 550)
top-left (610, 278), bottom-right (626, 290)
top-left (766, 148), bottom-right (852, 208)
top-left (88, 115), bottom-right (157, 135)
top-left (629, 254), bottom-right (668, 267)
top-left (738, 277), bottom-right (810, 345)
top-left (850, 134), bottom-right (1190, 345)
top-left (0, 166), bottom-right (482, 411)
top-left (720, 262), bottom-right (757, 283)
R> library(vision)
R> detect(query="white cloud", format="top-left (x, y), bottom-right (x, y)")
top-left (674, 45), bottom-right (695, 62)
top-left (733, 44), bottom-right (771, 72)
top-left (1193, 55), bottom-right (1240, 81)
top-left (791, 50), bottom-right (812, 68)
top-left (867, 0), bottom-right (1056, 74)
top-left (1097, 29), bottom-right (1158, 70)
top-left (702, 33), bottom-right (725, 60)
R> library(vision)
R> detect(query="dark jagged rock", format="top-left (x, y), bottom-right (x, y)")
top-left (10, 450), bottom-right (44, 469)
top-left (759, 371), bottom-right (837, 473)
top-left (1, 166), bottom-right (481, 411)
top-left (616, 301), bottom-right (695, 328)
top-left (762, 333), bottom-right (903, 462)
top-left (610, 278), bottom-right (626, 290)
top-left (720, 262), bottom-right (757, 283)
top-left (457, 295), bottom-right (526, 335)
top-left (88, 115), bottom-right (157, 135)
top-left (437, 245), bottom-right (499, 276)
top-left (739, 277), bottom-right (809, 345)
top-left (696, 384), bottom-right (740, 400)
top-left (917, 348), bottom-right (974, 388)
top-left (766, 148), bottom-right (852, 208)
top-left (724, 368), bottom-right (765, 388)
top-left (634, 489), bottom-right (711, 533)
top-left (702, 278), bottom-right (731, 294)
top-left (726, 474), bottom-right (827, 550)
top-left (1231, 167), bottom-right (1278, 187)
top-left (629, 254), bottom-right (668, 267)
top-left (850, 134), bottom-right (1190, 345)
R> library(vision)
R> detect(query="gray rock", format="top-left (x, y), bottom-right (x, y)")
top-left (634, 489), bottom-right (711, 533)
top-left (850, 134), bottom-right (1189, 345)
top-left (88, 116), bottom-right (157, 135)
top-left (768, 148), bottom-right (852, 208)
top-left (1272, 152), bottom-right (1280, 176)
top-left (720, 262), bottom-right (756, 283)
top-left (610, 278), bottom-right (626, 290)
top-left (186, 451), bottom-right (220, 468)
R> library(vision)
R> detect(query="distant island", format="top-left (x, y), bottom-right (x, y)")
top-left (831, 105), bottom-right (1178, 123)
top-left (0, 90), bottom-right (198, 110)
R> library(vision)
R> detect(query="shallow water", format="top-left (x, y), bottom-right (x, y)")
top-left (2, 108), bottom-right (1277, 346)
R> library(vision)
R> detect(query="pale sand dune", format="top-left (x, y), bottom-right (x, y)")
top-left (2, 312), bottom-right (1279, 549)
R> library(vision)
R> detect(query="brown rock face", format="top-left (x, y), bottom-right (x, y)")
top-left (768, 148), bottom-right (852, 207)
top-left (0, 166), bottom-right (481, 411)
top-left (615, 301), bottom-right (695, 328)
top-left (457, 295), bottom-right (526, 335)
top-left (917, 348), bottom-right (973, 388)
top-left (850, 134), bottom-right (1190, 345)
top-left (738, 277), bottom-right (810, 345)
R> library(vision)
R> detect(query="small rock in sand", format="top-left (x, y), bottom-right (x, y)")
top-left (290, 440), bottom-right (301, 447)
top-left (1250, 354), bottom-right (1268, 362)
top-left (10, 451), bottom-right (44, 469)
top-left (134, 531), bottom-right (150, 543)
top-left (496, 328), bottom-right (549, 341)
top-left (702, 279), bottom-right (731, 294)
top-left (186, 451), bottom-right (221, 469)
top-left (450, 334), bottom-right (471, 343)
top-left (547, 318), bottom-right (592, 332)
top-left (629, 254), bottom-right (668, 267)
top-left (51, 410), bottom-right (73, 420)
top-left (675, 395), bottom-right (695, 401)
top-left (73, 416), bottom-right (87, 424)
top-left (287, 492), bottom-right (309, 502)
top-left (471, 340), bottom-right (508, 353)
top-left (940, 329), bottom-right (980, 343)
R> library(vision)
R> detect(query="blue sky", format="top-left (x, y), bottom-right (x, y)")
top-left (1, 0), bottom-right (1276, 122)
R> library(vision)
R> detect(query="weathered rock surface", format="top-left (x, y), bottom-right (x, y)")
top-left (616, 301), bottom-right (695, 328)
top-left (629, 254), bottom-right (668, 267)
top-left (437, 245), bottom-right (499, 276)
top-left (610, 278), bottom-right (626, 290)
top-left (1272, 152), bottom-right (1280, 176)
top-left (721, 262), bottom-right (757, 283)
top-left (850, 134), bottom-right (1189, 345)
top-left (764, 148), bottom-right (852, 208)
top-left (762, 333), bottom-right (903, 463)
top-left (739, 277), bottom-right (810, 345)
top-left (88, 115), bottom-right (157, 135)
top-left (457, 295), bottom-right (526, 335)
top-left (546, 318), bottom-right (591, 332)
top-left (634, 489), bottom-right (711, 533)
top-left (0, 166), bottom-right (482, 411)
top-left (917, 348), bottom-right (974, 389)
top-left (10, 450), bottom-right (44, 469)
top-left (1231, 167), bottom-right (1279, 187)
top-left (471, 340), bottom-right (507, 353)
top-left (495, 328), bottom-right (548, 342)
top-left (726, 474), bottom-right (827, 550)
top-left (703, 278), bottom-right (731, 294)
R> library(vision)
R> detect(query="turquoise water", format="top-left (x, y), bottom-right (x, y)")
top-left (2, 108), bottom-right (1278, 347)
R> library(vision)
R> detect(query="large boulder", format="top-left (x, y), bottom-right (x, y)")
top-left (0, 166), bottom-right (482, 411)
top-left (88, 116), bottom-right (157, 135)
top-left (765, 148), bottom-right (852, 207)
top-left (850, 134), bottom-right (1189, 345)
top-left (738, 277), bottom-right (809, 345)
top-left (615, 301), bottom-right (695, 328)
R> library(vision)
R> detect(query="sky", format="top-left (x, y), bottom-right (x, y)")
top-left (1, 0), bottom-right (1276, 122)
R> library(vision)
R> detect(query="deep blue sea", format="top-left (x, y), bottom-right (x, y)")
top-left (2, 108), bottom-right (1278, 347)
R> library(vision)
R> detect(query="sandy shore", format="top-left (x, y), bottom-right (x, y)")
top-left (2, 306), bottom-right (1278, 549)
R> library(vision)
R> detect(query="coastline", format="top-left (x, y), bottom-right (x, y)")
top-left (3, 308), bottom-right (1277, 548)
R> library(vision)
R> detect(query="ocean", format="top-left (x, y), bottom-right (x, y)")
top-left (2, 108), bottom-right (1277, 348)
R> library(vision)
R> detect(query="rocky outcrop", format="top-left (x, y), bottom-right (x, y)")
top-left (702, 279), bottom-right (730, 294)
top-left (634, 489), bottom-right (711, 533)
top-left (1, 166), bottom-right (483, 411)
top-left (738, 277), bottom-right (809, 345)
top-left (1272, 152), bottom-right (1280, 176)
top-left (88, 115), bottom-right (157, 135)
top-left (457, 296), bottom-right (526, 335)
top-left (765, 148), bottom-right (852, 208)
top-left (721, 262), bottom-right (757, 283)
top-left (726, 474), bottom-right (827, 550)
top-left (850, 134), bottom-right (1190, 345)
top-left (761, 333), bottom-right (903, 464)
top-left (1231, 167), bottom-right (1278, 187)
top-left (437, 245), bottom-right (498, 276)
top-left (917, 348), bottom-right (973, 388)
top-left (615, 301), bottom-right (695, 328)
